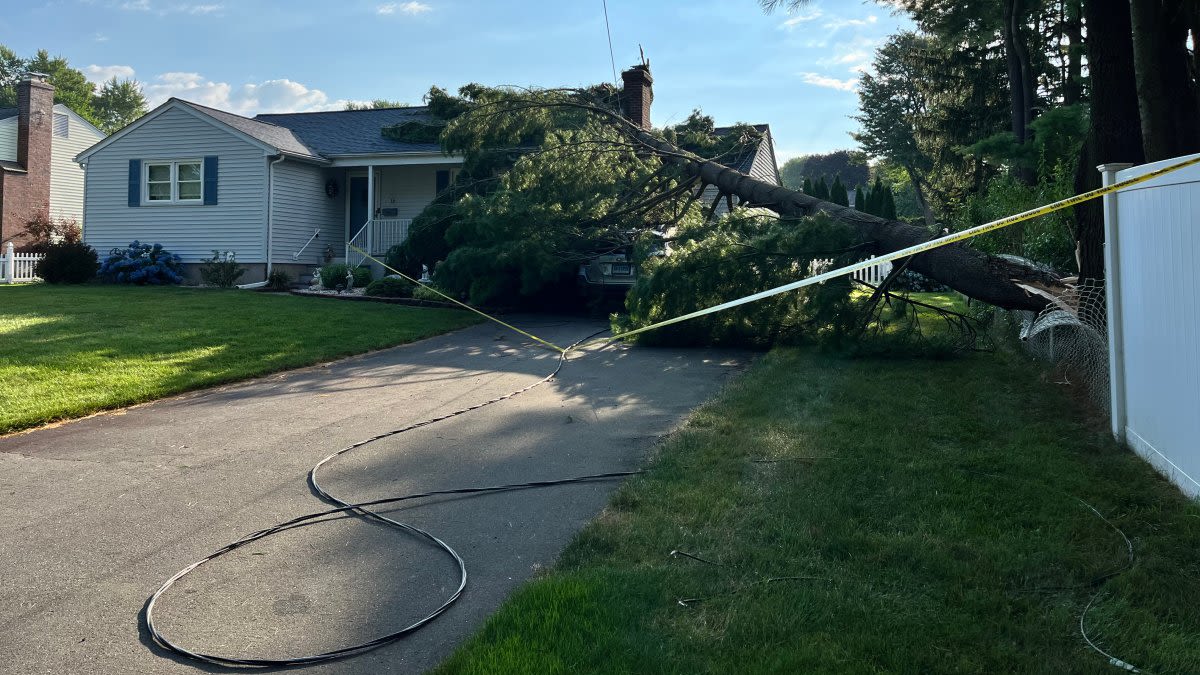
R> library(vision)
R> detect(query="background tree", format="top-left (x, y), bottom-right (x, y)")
top-left (779, 150), bottom-right (869, 190)
top-left (24, 50), bottom-right (97, 124)
top-left (0, 44), bottom-right (149, 131)
top-left (344, 99), bottom-right (410, 110)
top-left (829, 175), bottom-right (850, 207)
top-left (0, 46), bottom-right (22, 108)
top-left (93, 78), bottom-right (147, 134)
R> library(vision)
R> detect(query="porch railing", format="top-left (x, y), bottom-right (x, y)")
top-left (346, 218), bottom-right (414, 267)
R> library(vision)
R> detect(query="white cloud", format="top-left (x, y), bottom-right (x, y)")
top-left (780, 10), bottom-right (821, 29)
top-left (798, 72), bottom-right (859, 92)
top-left (823, 15), bottom-right (878, 30)
top-left (182, 3), bottom-right (223, 14)
top-left (94, 32), bottom-right (110, 42)
top-left (142, 72), bottom-right (353, 115)
top-left (377, 1), bottom-right (431, 15)
top-left (117, 1), bottom-right (224, 14)
top-left (84, 64), bottom-right (137, 85)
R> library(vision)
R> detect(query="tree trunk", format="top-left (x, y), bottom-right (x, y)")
top-left (1130, 0), bottom-right (1200, 161)
top-left (1074, 0), bottom-right (1145, 280)
top-left (906, 166), bottom-right (939, 229)
top-left (1004, 0), bottom-right (1038, 184)
top-left (627, 128), bottom-right (1060, 312)
top-left (1063, 0), bottom-right (1085, 105)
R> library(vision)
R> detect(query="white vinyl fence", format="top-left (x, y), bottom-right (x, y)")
top-left (1, 242), bottom-right (43, 284)
top-left (811, 255), bottom-right (894, 285)
top-left (1102, 152), bottom-right (1200, 497)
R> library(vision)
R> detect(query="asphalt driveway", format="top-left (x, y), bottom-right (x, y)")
top-left (0, 317), bottom-right (747, 674)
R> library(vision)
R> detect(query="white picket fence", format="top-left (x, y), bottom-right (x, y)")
top-left (811, 255), bottom-right (894, 285)
top-left (1102, 152), bottom-right (1200, 497)
top-left (1, 242), bottom-right (43, 284)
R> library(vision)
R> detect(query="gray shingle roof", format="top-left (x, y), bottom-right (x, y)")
top-left (254, 107), bottom-right (444, 156)
top-left (175, 99), bottom-right (323, 160)
top-left (713, 124), bottom-right (780, 186)
top-left (0, 108), bottom-right (18, 121)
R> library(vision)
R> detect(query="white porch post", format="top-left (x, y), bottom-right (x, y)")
top-left (366, 166), bottom-right (375, 258)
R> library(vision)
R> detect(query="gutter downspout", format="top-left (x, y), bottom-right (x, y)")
top-left (239, 154), bottom-right (286, 290)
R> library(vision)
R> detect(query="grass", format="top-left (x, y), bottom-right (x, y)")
top-left (0, 285), bottom-right (479, 434)
top-left (435, 339), bottom-right (1200, 673)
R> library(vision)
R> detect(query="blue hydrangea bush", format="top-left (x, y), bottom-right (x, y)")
top-left (99, 241), bottom-right (185, 285)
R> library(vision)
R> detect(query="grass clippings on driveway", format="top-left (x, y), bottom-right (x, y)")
top-left (0, 285), bottom-right (479, 434)
top-left (436, 346), bottom-right (1200, 674)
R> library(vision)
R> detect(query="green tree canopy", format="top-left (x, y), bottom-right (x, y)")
top-left (0, 45), bottom-right (148, 132)
top-left (93, 78), bottom-right (148, 134)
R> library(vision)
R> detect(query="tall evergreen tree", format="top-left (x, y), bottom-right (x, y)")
top-left (802, 177), bottom-right (813, 195)
top-left (813, 176), bottom-right (830, 201)
top-left (854, 185), bottom-right (866, 211)
top-left (830, 175), bottom-right (850, 207)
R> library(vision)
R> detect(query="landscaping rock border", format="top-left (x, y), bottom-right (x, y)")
top-left (289, 288), bottom-right (461, 310)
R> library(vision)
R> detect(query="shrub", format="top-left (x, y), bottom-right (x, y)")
top-left (36, 241), bottom-right (98, 284)
top-left (319, 263), bottom-right (350, 289)
top-left (365, 276), bottom-right (414, 298)
top-left (267, 269), bottom-right (293, 291)
top-left (318, 264), bottom-right (371, 289)
top-left (18, 214), bottom-right (82, 253)
top-left (198, 250), bottom-right (245, 288)
top-left (413, 284), bottom-right (451, 302)
top-left (99, 241), bottom-right (184, 285)
top-left (384, 243), bottom-right (423, 280)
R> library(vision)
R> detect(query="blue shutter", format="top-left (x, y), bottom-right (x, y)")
top-left (203, 155), bottom-right (218, 205)
top-left (128, 159), bottom-right (141, 207)
top-left (435, 169), bottom-right (450, 193)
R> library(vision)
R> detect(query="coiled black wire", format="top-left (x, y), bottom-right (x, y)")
top-left (145, 329), bottom-right (624, 668)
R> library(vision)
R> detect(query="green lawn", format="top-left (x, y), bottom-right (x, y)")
top-left (0, 285), bottom-right (479, 434)
top-left (436, 345), bottom-right (1200, 673)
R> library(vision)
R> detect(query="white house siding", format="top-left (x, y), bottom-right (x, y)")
top-left (375, 164), bottom-right (456, 218)
top-left (49, 109), bottom-right (105, 224)
top-left (270, 161), bottom-right (344, 266)
top-left (0, 118), bottom-right (15, 162)
top-left (83, 106), bottom-right (268, 262)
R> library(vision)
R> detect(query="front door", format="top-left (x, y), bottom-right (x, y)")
top-left (349, 176), bottom-right (369, 236)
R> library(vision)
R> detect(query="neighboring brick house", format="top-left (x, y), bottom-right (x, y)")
top-left (0, 73), bottom-right (106, 247)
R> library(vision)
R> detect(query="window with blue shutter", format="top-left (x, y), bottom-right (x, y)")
top-left (203, 155), bottom-right (218, 205)
top-left (128, 159), bottom-right (141, 207)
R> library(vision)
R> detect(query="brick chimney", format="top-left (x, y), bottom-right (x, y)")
top-left (621, 64), bottom-right (653, 130)
top-left (0, 72), bottom-right (54, 245)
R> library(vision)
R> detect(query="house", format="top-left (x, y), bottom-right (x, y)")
top-left (702, 124), bottom-right (782, 218)
top-left (76, 99), bottom-right (462, 283)
top-left (76, 64), bottom-right (778, 285)
top-left (1, 73), bottom-right (106, 246)
top-left (621, 65), bottom-right (782, 220)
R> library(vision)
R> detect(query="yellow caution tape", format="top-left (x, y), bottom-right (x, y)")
top-left (352, 153), bottom-right (1200, 352)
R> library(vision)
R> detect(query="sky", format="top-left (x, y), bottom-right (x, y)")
top-left (1, 0), bottom-right (912, 163)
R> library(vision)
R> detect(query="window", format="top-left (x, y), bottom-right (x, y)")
top-left (144, 159), bottom-right (203, 204)
top-left (53, 113), bottom-right (68, 138)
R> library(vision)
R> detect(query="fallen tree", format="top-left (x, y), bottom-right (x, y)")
top-left (449, 92), bottom-right (1065, 313)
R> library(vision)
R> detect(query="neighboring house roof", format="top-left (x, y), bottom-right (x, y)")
top-left (714, 124), bottom-right (782, 186)
top-left (255, 107), bottom-right (443, 156)
top-left (0, 108), bottom-right (18, 121)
